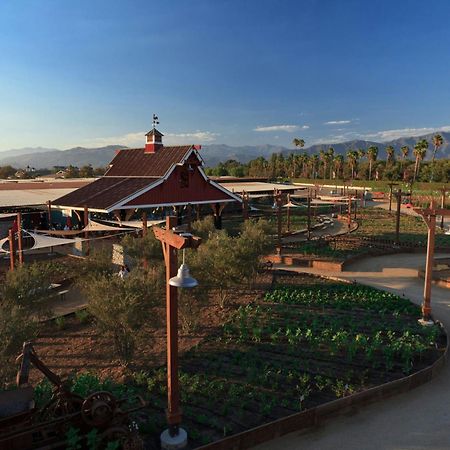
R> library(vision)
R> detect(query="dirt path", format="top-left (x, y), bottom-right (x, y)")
top-left (252, 252), bottom-right (450, 450)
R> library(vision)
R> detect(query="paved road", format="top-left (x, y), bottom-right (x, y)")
top-left (252, 252), bottom-right (450, 450)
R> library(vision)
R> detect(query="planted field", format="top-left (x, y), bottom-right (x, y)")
top-left (124, 278), bottom-right (445, 448)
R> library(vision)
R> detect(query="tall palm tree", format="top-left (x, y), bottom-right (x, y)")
top-left (333, 154), bottom-right (344, 179)
top-left (400, 145), bottom-right (409, 178)
top-left (385, 145), bottom-right (395, 166)
top-left (367, 146), bottom-right (378, 180)
top-left (310, 154), bottom-right (319, 179)
top-left (413, 139), bottom-right (428, 183)
top-left (346, 149), bottom-right (358, 179)
top-left (327, 147), bottom-right (335, 179)
top-left (431, 134), bottom-right (444, 181)
top-left (292, 138), bottom-right (305, 150)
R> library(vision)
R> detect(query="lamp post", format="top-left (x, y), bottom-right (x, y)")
top-left (154, 216), bottom-right (201, 449)
top-left (414, 203), bottom-right (450, 325)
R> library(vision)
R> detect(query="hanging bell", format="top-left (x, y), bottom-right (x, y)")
top-left (169, 263), bottom-right (198, 288)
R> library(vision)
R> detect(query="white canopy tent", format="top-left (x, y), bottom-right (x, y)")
top-left (0, 230), bottom-right (84, 253)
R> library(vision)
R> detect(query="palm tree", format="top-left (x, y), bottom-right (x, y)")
top-left (292, 138), bottom-right (305, 150)
top-left (367, 146), bottom-right (378, 180)
top-left (319, 149), bottom-right (328, 179)
top-left (385, 145), bottom-right (395, 166)
top-left (327, 147), bottom-right (335, 178)
top-left (346, 149), bottom-right (358, 179)
top-left (333, 154), bottom-right (344, 179)
top-left (431, 134), bottom-right (444, 181)
top-left (310, 154), bottom-right (319, 179)
top-left (400, 145), bottom-right (409, 178)
top-left (413, 139), bottom-right (429, 183)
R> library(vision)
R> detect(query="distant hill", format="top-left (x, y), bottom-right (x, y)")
top-left (1, 131), bottom-right (450, 169)
top-left (287, 131), bottom-right (450, 160)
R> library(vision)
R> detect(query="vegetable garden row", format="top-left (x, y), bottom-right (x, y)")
top-left (36, 276), bottom-right (446, 449)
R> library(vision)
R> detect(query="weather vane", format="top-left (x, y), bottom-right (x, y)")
top-left (152, 113), bottom-right (159, 128)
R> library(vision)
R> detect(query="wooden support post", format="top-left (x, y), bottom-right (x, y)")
top-left (47, 200), bottom-right (52, 226)
top-left (17, 212), bottom-right (23, 266)
top-left (395, 189), bottom-right (402, 244)
top-left (412, 202), bottom-right (450, 323)
top-left (186, 204), bottom-right (192, 231)
top-left (196, 204), bottom-right (200, 222)
top-left (242, 191), bottom-right (249, 221)
top-left (8, 229), bottom-right (15, 271)
top-left (347, 195), bottom-right (352, 230)
top-left (142, 211), bottom-right (148, 237)
top-left (286, 194), bottom-right (291, 232)
top-left (164, 216), bottom-right (181, 433)
top-left (84, 205), bottom-right (90, 256)
top-left (307, 190), bottom-right (311, 240)
top-left (388, 183), bottom-right (398, 213)
top-left (423, 212), bottom-right (436, 322)
top-left (275, 190), bottom-right (282, 254)
top-left (440, 187), bottom-right (446, 230)
top-left (153, 217), bottom-right (202, 438)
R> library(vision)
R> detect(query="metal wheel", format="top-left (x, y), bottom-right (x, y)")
top-left (81, 391), bottom-right (117, 428)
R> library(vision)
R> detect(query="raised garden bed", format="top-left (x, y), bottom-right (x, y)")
top-left (132, 273), bottom-right (445, 448)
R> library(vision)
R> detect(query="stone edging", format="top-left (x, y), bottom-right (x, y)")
top-left (196, 298), bottom-right (448, 450)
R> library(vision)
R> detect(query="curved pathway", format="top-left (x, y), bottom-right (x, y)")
top-left (252, 252), bottom-right (450, 450)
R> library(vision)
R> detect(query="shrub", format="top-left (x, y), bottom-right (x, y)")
top-left (191, 216), bottom-right (216, 241)
top-left (80, 268), bottom-right (163, 365)
top-left (121, 231), bottom-right (163, 266)
top-left (75, 309), bottom-right (90, 324)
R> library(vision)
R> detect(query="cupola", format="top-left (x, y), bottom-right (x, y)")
top-left (145, 114), bottom-right (164, 153)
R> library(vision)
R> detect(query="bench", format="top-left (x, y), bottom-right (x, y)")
top-left (57, 290), bottom-right (69, 301)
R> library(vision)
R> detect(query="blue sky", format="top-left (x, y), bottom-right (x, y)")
top-left (1, 0), bottom-right (450, 151)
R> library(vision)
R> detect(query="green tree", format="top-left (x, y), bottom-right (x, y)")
top-left (81, 269), bottom-right (163, 365)
top-left (431, 134), bottom-right (444, 181)
top-left (367, 146), bottom-right (378, 180)
top-left (413, 139), bottom-right (428, 183)
top-left (385, 145), bottom-right (395, 166)
top-left (0, 165), bottom-right (17, 179)
top-left (79, 164), bottom-right (94, 178)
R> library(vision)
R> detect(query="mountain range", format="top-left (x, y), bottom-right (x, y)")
top-left (1, 131), bottom-right (449, 169)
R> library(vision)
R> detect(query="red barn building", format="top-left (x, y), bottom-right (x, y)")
top-left (53, 126), bottom-right (241, 228)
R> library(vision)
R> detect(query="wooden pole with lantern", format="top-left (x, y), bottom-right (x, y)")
top-left (414, 202), bottom-right (450, 324)
top-left (153, 217), bottom-right (201, 447)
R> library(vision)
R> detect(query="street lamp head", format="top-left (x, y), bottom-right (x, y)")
top-left (169, 263), bottom-right (198, 288)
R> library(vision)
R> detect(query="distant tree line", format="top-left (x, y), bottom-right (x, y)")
top-left (0, 164), bottom-right (106, 179)
top-left (205, 134), bottom-right (450, 183)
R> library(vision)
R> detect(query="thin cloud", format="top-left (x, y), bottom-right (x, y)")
top-left (165, 131), bottom-right (219, 144)
top-left (324, 120), bottom-right (351, 125)
top-left (80, 130), bottom-right (219, 148)
top-left (359, 125), bottom-right (450, 142)
top-left (254, 125), bottom-right (299, 132)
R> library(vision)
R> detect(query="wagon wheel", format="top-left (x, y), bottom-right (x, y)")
top-left (40, 390), bottom-right (84, 420)
top-left (81, 391), bottom-right (117, 428)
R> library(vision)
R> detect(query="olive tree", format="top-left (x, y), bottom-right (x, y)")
top-left (80, 268), bottom-right (163, 366)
